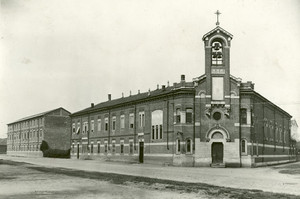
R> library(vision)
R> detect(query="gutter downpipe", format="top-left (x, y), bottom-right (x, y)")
top-left (167, 98), bottom-right (169, 150)
top-left (134, 104), bottom-right (137, 150)
top-left (239, 94), bottom-right (242, 167)
top-left (193, 90), bottom-right (196, 167)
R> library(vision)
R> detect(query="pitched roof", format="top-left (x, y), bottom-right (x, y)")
top-left (8, 107), bottom-right (70, 125)
top-left (202, 26), bottom-right (233, 40)
top-left (71, 85), bottom-right (195, 116)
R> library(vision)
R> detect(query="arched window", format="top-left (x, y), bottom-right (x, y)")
top-left (176, 108), bottom-right (181, 123)
top-left (212, 131), bottom-right (223, 139)
top-left (211, 41), bottom-right (223, 65)
top-left (241, 139), bottom-right (247, 155)
top-left (151, 110), bottom-right (163, 140)
top-left (186, 139), bottom-right (192, 154)
top-left (176, 139), bottom-right (181, 154)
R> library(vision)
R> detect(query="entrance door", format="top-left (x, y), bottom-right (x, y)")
top-left (77, 144), bottom-right (79, 159)
top-left (139, 142), bottom-right (144, 163)
top-left (212, 142), bottom-right (223, 164)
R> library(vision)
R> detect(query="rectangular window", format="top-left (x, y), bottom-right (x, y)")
top-left (91, 120), bottom-right (94, 133)
top-left (129, 114), bottom-right (134, 129)
top-left (83, 122), bottom-right (88, 134)
top-left (139, 112), bottom-right (145, 127)
top-left (129, 142), bottom-right (133, 154)
top-left (105, 118), bottom-right (108, 131)
top-left (240, 109), bottom-right (247, 125)
top-left (120, 115), bottom-right (125, 129)
top-left (72, 123), bottom-right (75, 133)
top-left (97, 143), bottom-right (100, 153)
top-left (152, 125), bottom-right (155, 139)
top-left (186, 108), bottom-right (193, 123)
top-left (76, 123), bottom-right (80, 134)
top-left (156, 125), bottom-right (158, 139)
top-left (97, 119), bottom-right (101, 132)
top-left (105, 143), bottom-right (108, 153)
top-left (186, 139), bottom-right (191, 153)
top-left (91, 144), bottom-right (93, 154)
top-left (112, 117), bottom-right (116, 131)
top-left (120, 143), bottom-right (124, 154)
top-left (177, 139), bottom-right (181, 153)
top-left (176, 108), bottom-right (181, 123)
top-left (212, 77), bottom-right (224, 100)
top-left (241, 140), bottom-right (246, 153)
top-left (159, 125), bottom-right (163, 139)
top-left (112, 142), bottom-right (115, 153)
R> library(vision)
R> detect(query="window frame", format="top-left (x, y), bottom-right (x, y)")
top-left (112, 116), bottom-right (116, 131)
top-left (176, 108), bottom-right (181, 123)
top-left (120, 115), bottom-right (125, 129)
top-left (186, 138), bottom-right (192, 154)
top-left (211, 41), bottom-right (223, 66)
top-left (241, 139), bottom-right (247, 155)
top-left (240, 108), bottom-right (247, 125)
top-left (186, 108), bottom-right (193, 124)
top-left (129, 113), bottom-right (134, 129)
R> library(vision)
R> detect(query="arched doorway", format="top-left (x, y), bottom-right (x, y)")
top-left (211, 142), bottom-right (223, 164)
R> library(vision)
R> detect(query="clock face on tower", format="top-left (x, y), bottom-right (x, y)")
top-left (211, 41), bottom-right (223, 66)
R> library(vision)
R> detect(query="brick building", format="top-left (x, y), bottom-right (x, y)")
top-left (7, 107), bottom-right (71, 157)
top-left (0, 138), bottom-right (7, 154)
top-left (70, 25), bottom-right (296, 167)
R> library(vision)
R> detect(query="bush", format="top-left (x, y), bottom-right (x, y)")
top-left (40, 140), bottom-right (70, 159)
top-left (40, 140), bottom-right (49, 152)
top-left (43, 148), bottom-right (70, 159)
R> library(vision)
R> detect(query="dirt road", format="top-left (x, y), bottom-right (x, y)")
top-left (0, 159), bottom-right (299, 199)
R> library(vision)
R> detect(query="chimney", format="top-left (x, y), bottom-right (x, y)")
top-left (91, 103), bottom-right (94, 108)
top-left (157, 84), bottom-right (159, 90)
top-left (108, 94), bottom-right (111, 101)
top-left (162, 85), bottom-right (166, 91)
top-left (148, 89), bottom-right (151, 96)
top-left (122, 92), bottom-right (124, 98)
top-left (181, 74), bottom-right (185, 82)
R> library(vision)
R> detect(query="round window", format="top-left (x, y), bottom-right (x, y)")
top-left (213, 112), bottom-right (221, 121)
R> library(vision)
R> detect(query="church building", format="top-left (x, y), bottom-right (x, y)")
top-left (70, 15), bottom-right (296, 167)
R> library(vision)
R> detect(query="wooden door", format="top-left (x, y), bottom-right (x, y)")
top-left (212, 142), bottom-right (223, 164)
top-left (139, 142), bottom-right (144, 163)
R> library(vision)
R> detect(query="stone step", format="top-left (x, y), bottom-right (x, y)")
top-left (211, 163), bottom-right (225, 168)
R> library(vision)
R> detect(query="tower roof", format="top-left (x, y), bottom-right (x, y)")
top-left (202, 26), bottom-right (233, 41)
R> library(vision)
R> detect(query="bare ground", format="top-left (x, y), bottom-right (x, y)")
top-left (0, 159), bottom-right (299, 199)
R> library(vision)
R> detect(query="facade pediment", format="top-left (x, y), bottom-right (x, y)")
top-left (202, 26), bottom-right (233, 41)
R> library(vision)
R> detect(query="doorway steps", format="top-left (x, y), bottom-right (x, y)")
top-left (210, 163), bottom-right (225, 168)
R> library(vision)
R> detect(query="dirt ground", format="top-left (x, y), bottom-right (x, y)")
top-left (0, 162), bottom-right (203, 199)
top-left (0, 160), bottom-right (299, 199)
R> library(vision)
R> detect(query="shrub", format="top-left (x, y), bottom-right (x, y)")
top-left (40, 140), bottom-right (49, 152)
top-left (40, 140), bottom-right (70, 159)
top-left (43, 149), bottom-right (70, 159)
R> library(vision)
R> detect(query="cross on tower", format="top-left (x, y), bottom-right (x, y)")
top-left (215, 10), bottom-right (221, 26)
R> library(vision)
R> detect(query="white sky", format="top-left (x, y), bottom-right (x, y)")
top-left (1, 0), bottom-right (300, 138)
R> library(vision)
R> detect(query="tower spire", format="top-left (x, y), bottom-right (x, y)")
top-left (215, 10), bottom-right (221, 26)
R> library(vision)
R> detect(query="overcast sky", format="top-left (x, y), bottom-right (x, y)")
top-left (1, 0), bottom-right (300, 139)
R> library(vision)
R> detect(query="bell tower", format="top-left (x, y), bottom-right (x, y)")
top-left (202, 11), bottom-right (233, 104)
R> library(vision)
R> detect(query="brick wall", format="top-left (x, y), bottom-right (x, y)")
top-left (44, 115), bottom-right (71, 150)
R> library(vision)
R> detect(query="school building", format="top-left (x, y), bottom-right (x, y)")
top-left (70, 23), bottom-right (296, 167)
